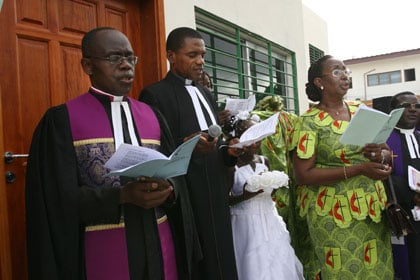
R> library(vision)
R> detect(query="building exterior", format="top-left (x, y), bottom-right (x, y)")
top-left (344, 48), bottom-right (420, 102)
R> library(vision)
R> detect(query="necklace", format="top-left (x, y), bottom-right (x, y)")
top-left (320, 101), bottom-right (345, 116)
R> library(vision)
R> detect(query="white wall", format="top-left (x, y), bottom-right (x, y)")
top-left (163, 0), bottom-right (329, 114)
top-left (302, 5), bottom-right (329, 61)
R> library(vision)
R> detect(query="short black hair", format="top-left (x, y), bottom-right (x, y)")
top-left (166, 27), bottom-right (203, 52)
top-left (389, 91), bottom-right (416, 110)
top-left (82, 27), bottom-right (116, 57)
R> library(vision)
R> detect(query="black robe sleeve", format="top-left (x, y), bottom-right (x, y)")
top-left (152, 106), bottom-right (203, 278)
top-left (25, 105), bottom-right (81, 280)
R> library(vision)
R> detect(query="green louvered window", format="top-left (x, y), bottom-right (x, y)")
top-left (309, 44), bottom-right (324, 64)
top-left (196, 8), bottom-right (299, 114)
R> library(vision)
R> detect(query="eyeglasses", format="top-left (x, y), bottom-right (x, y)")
top-left (87, 55), bottom-right (138, 65)
top-left (397, 102), bottom-right (420, 109)
top-left (322, 69), bottom-right (351, 78)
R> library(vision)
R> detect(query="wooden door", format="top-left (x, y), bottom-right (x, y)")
top-left (0, 0), bottom-right (166, 279)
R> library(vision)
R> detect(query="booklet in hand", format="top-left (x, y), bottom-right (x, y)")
top-left (230, 112), bottom-right (279, 148)
top-left (408, 165), bottom-right (420, 192)
top-left (339, 105), bottom-right (404, 146)
top-left (104, 134), bottom-right (201, 179)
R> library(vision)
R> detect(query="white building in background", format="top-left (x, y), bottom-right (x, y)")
top-left (163, 0), bottom-right (329, 114)
top-left (344, 49), bottom-right (420, 102)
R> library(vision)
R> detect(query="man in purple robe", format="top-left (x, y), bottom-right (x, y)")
top-left (25, 27), bottom-right (201, 280)
top-left (387, 91), bottom-right (420, 280)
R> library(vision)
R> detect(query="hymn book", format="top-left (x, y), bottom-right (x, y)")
top-left (104, 134), bottom-right (200, 179)
top-left (339, 105), bottom-right (404, 146)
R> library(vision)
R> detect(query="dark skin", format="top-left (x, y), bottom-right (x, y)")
top-left (394, 94), bottom-right (420, 129)
top-left (168, 36), bottom-right (241, 155)
top-left (294, 57), bottom-right (392, 186)
top-left (168, 37), bottom-right (215, 154)
top-left (81, 29), bottom-right (173, 209)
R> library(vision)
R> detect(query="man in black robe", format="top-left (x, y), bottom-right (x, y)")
top-left (140, 27), bottom-right (238, 280)
top-left (387, 91), bottom-right (420, 280)
top-left (25, 27), bottom-right (201, 280)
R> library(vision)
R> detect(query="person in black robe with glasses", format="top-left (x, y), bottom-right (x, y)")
top-left (25, 27), bottom-right (201, 280)
top-left (387, 91), bottom-right (420, 280)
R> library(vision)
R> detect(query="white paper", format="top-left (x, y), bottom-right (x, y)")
top-left (225, 95), bottom-right (256, 115)
top-left (408, 165), bottom-right (420, 191)
top-left (391, 235), bottom-right (405, 245)
top-left (104, 134), bottom-right (200, 179)
top-left (230, 112), bottom-right (279, 148)
top-left (412, 206), bottom-right (420, 221)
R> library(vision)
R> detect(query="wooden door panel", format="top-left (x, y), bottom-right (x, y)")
top-left (18, 37), bottom-right (52, 148)
top-left (105, 8), bottom-right (128, 31)
top-left (17, 0), bottom-right (47, 27)
top-left (60, 44), bottom-right (91, 102)
top-left (60, 0), bottom-right (97, 34)
top-left (4, 37), bottom-right (53, 276)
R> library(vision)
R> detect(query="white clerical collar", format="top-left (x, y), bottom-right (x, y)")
top-left (91, 86), bottom-right (124, 102)
top-left (184, 83), bottom-right (216, 130)
top-left (90, 87), bottom-right (138, 148)
top-left (185, 79), bottom-right (193, 85)
top-left (396, 127), bottom-right (419, 159)
top-left (396, 127), bottom-right (415, 134)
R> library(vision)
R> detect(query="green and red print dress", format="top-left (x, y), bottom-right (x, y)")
top-left (291, 101), bottom-right (393, 279)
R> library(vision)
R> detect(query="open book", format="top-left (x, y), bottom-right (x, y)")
top-left (104, 134), bottom-right (200, 179)
top-left (339, 105), bottom-right (404, 146)
top-left (230, 112), bottom-right (279, 148)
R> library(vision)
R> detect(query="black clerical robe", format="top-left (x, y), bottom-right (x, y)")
top-left (140, 72), bottom-right (238, 280)
top-left (25, 91), bottom-right (201, 280)
top-left (387, 129), bottom-right (420, 280)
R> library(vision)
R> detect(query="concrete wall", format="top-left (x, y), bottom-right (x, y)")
top-left (163, 0), bottom-right (329, 113)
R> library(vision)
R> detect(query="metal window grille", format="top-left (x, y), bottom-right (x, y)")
top-left (196, 8), bottom-right (299, 114)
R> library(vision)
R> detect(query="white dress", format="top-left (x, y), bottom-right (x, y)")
top-left (230, 157), bottom-right (304, 280)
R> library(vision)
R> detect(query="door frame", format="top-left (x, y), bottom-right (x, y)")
top-left (0, 86), bottom-right (12, 280)
top-left (137, 0), bottom-right (167, 95)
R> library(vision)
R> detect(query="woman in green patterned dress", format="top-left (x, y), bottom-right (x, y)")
top-left (291, 55), bottom-right (394, 279)
top-left (252, 97), bottom-right (320, 280)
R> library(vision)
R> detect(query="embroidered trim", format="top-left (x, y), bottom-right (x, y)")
top-left (85, 222), bottom-right (125, 232)
top-left (73, 138), bottom-right (160, 146)
top-left (142, 139), bottom-right (161, 145)
top-left (74, 138), bottom-right (114, 146)
top-left (157, 215), bottom-right (168, 225)
top-left (85, 215), bottom-right (168, 232)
